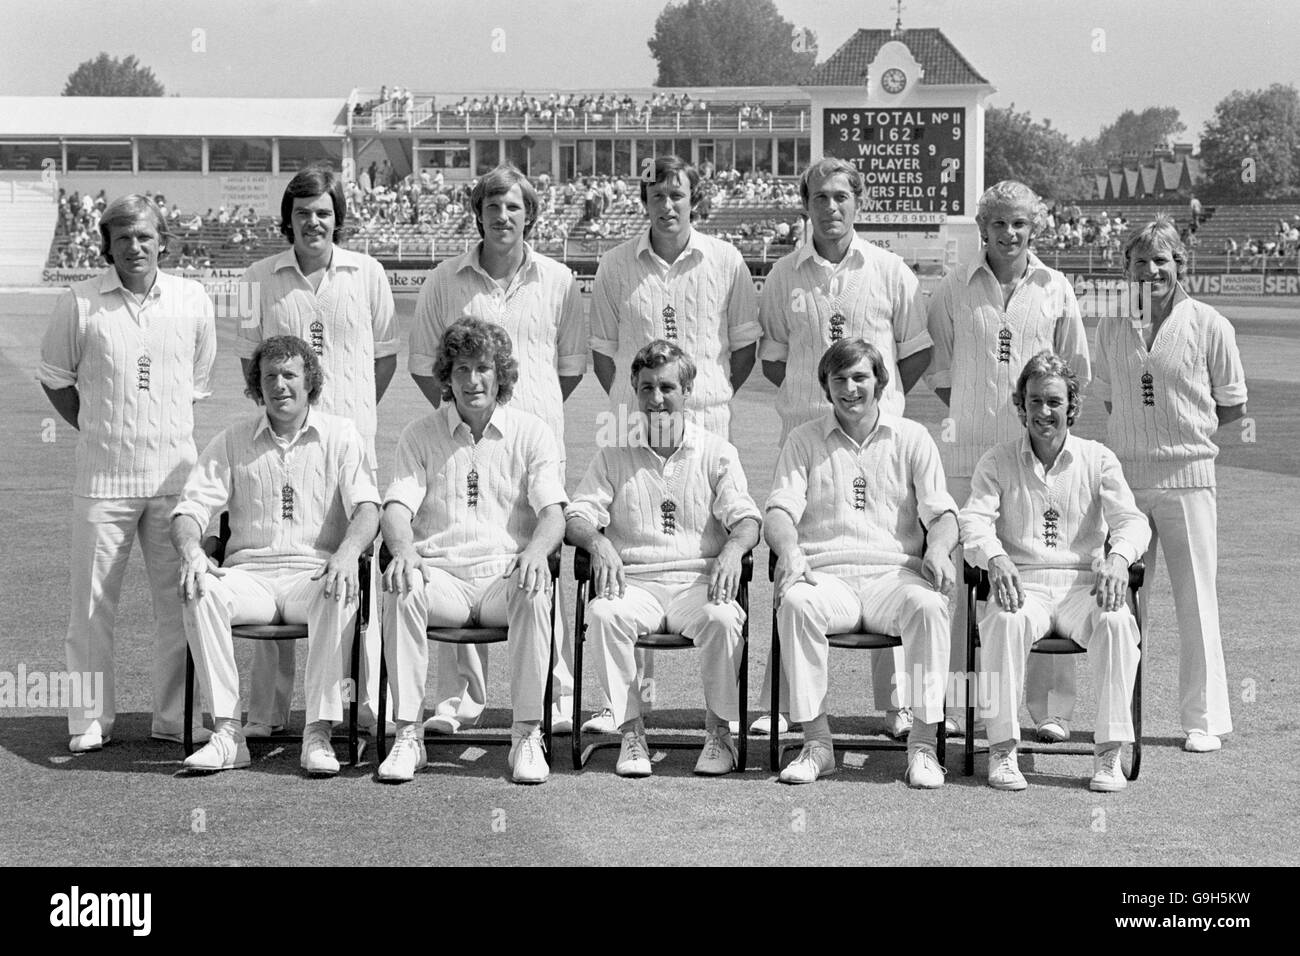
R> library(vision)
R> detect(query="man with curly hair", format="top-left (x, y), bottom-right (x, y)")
top-left (408, 163), bottom-right (586, 738)
top-left (379, 318), bottom-right (567, 785)
top-left (926, 180), bottom-right (1091, 741)
top-left (170, 335), bottom-right (381, 775)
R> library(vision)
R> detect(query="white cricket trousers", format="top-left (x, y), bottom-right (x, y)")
top-left (1134, 486), bottom-right (1231, 736)
top-left (246, 548), bottom-right (385, 729)
top-left (181, 566), bottom-right (358, 724)
top-left (383, 567), bottom-right (552, 723)
top-left (585, 578), bottom-right (745, 727)
top-left (947, 474), bottom-right (1076, 726)
top-left (978, 570), bottom-right (1139, 746)
top-left (65, 495), bottom-right (196, 737)
top-left (777, 568), bottom-right (950, 725)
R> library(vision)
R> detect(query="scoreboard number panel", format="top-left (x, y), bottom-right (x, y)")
top-left (823, 108), bottom-right (966, 223)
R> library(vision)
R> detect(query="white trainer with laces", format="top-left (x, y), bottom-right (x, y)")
top-left (582, 707), bottom-right (619, 735)
top-left (183, 731), bottom-right (250, 773)
top-left (615, 730), bottom-right (652, 777)
top-left (300, 728), bottom-right (340, 776)
top-left (378, 729), bottom-right (427, 783)
top-left (1090, 746), bottom-right (1127, 792)
top-left (988, 747), bottom-right (1027, 791)
top-left (1184, 730), bottom-right (1222, 753)
top-left (694, 728), bottom-right (738, 776)
top-left (905, 746), bottom-right (946, 789)
top-left (779, 740), bottom-right (836, 784)
top-left (509, 728), bottom-right (550, 784)
top-left (885, 708), bottom-right (913, 740)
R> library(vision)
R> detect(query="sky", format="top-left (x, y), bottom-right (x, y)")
top-left (1, 0), bottom-right (1297, 146)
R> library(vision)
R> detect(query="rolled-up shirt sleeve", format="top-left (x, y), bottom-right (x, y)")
top-left (556, 271), bottom-right (588, 376)
top-left (564, 450), bottom-right (613, 529)
top-left (725, 253), bottom-right (762, 351)
top-left (232, 264), bottom-right (264, 360)
top-left (37, 291), bottom-right (81, 389)
top-left (369, 259), bottom-right (400, 359)
top-left (711, 441), bottom-right (762, 530)
top-left (1208, 313), bottom-right (1248, 407)
top-left (894, 266), bottom-right (932, 360)
top-left (338, 422), bottom-right (382, 517)
top-left (1098, 447), bottom-right (1151, 566)
top-left (590, 260), bottom-right (619, 357)
top-left (172, 431), bottom-right (233, 533)
top-left (958, 449), bottom-right (1008, 570)
top-left (757, 265), bottom-right (791, 363)
top-left (764, 433), bottom-right (809, 526)
top-left (1092, 318), bottom-right (1114, 403)
top-left (383, 424), bottom-right (430, 517)
top-left (407, 273), bottom-right (442, 377)
top-left (924, 278), bottom-right (955, 390)
top-left (1053, 277), bottom-right (1091, 390)
top-left (525, 428), bottom-right (568, 514)
top-left (911, 430), bottom-right (959, 528)
top-left (191, 285), bottom-right (217, 402)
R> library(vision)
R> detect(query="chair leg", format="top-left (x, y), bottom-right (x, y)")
top-left (377, 645), bottom-right (389, 764)
top-left (348, 610), bottom-right (361, 766)
top-left (769, 606), bottom-right (781, 772)
top-left (964, 585), bottom-right (976, 777)
top-left (543, 578), bottom-right (555, 765)
top-left (571, 579), bottom-right (587, 771)
top-left (1128, 641), bottom-right (1143, 781)
top-left (738, 585), bottom-right (748, 773)
top-left (184, 648), bottom-right (195, 758)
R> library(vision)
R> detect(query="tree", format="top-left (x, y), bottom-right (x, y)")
top-left (1076, 107), bottom-right (1185, 167)
top-left (983, 105), bottom-right (1087, 202)
top-left (63, 53), bottom-right (165, 97)
top-left (648, 0), bottom-right (816, 87)
top-left (1199, 84), bottom-right (1300, 200)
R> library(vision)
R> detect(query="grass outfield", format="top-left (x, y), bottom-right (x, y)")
top-left (0, 289), bottom-right (1296, 866)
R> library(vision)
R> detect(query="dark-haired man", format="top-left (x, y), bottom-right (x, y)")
top-left (170, 335), bottom-right (380, 775)
top-left (766, 338), bottom-right (958, 788)
top-left (588, 155), bottom-right (761, 730)
top-left (39, 193), bottom-right (216, 752)
top-left (236, 164), bottom-right (398, 738)
top-left (566, 340), bottom-right (760, 778)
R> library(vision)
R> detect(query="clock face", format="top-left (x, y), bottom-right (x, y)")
top-left (882, 68), bottom-right (907, 94)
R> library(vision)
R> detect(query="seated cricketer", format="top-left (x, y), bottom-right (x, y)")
top-left (766, 338), bottom-right (959, 788)
top-left (378, 317), bottom-right (566, 785)
top-left (959, 350), bottom-right (1151, 793)
top-left (170, 335), bottom-right (381, 775)
top-left (565, 340), bottom-right (761, 777)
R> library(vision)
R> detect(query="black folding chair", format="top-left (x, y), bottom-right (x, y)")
top-left (571, 546), bottom-right (752, 771)
top-left (183, 512), bottom-right (366, 765)
top-left (374, 546), bottom-right (558, 764)
top-left (961, 560), bottom-right (1146, 779)
top-left (767, 552), bottom-right (948, 772)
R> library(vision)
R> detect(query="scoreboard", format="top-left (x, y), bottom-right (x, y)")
top-left (822, 107), bottom-right (966, 225)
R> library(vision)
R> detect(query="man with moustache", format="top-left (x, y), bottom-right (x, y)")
top-left (236, 164), bottom-right (398, 741)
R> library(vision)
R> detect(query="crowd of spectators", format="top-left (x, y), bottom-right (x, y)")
top-left (1223, 217), bottom-right (1300, 267)
top-left (52, 189), bottom-right (268, 269)
top-left (441, 91), bottom-right (721, 124)
top-left (352, 85), bottom-right (418, 127)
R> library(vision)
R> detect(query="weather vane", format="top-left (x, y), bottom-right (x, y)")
top-left (893, 0), bottom-right (905, 36)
